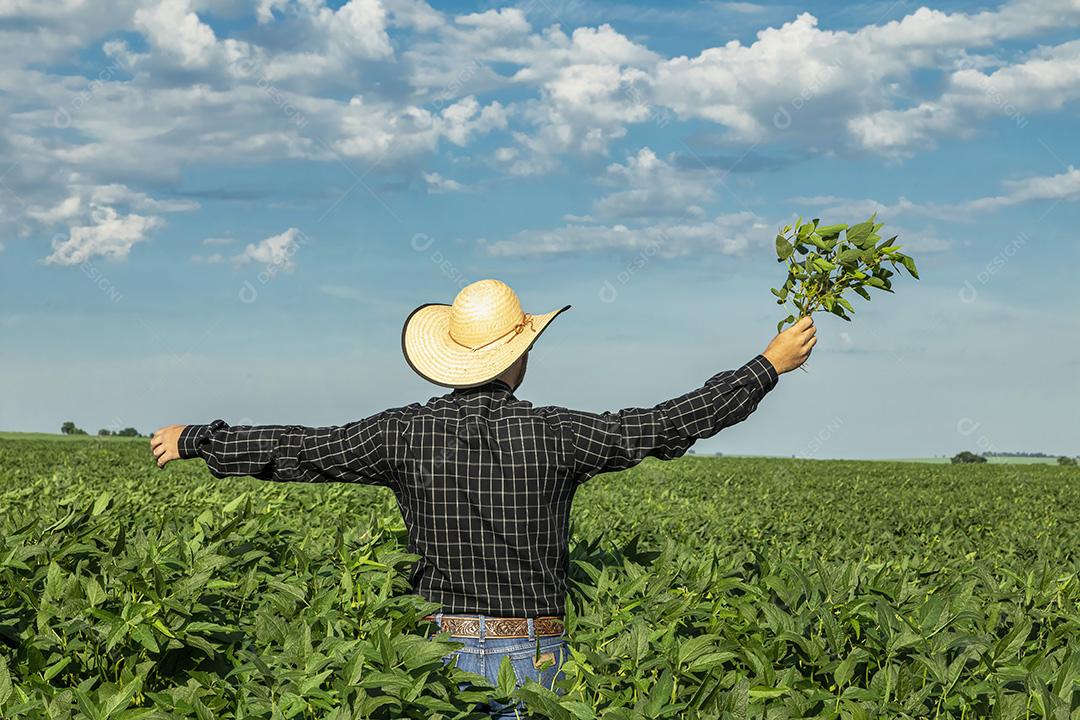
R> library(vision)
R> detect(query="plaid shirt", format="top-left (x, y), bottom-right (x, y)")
top-left (178, 354), bottom-right (779, 617)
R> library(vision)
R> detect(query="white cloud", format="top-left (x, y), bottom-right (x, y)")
top-left (25, 180), bottom-right (194, 265)
top-left (131, 0), bottom-right (390, 79)
top-left (440, 96), bottom-right (508, 146)
top-left (787, 194), bottom-right (923, 223)
top-left (255, 0), bottom-right (289, 24)
top-left (492, 63), bottom-right (655, 175)
top-left (4, 0), bottom-right (1080, 187)
top-left (318, 0), bottom-right (394, 61)
top-left (331, 94), bottom-right (507, 162)
top-left (481, 211), bottom-right (771, 257)
top-left (647, 1), bottom-right (1080, 151)
top-left (791, 165), bottom-right (1080, 222)
top-left (455, 7), bottom-right (530, 35)
top-left (849, 40), bottom-right (1080, 154)
top-left (232, 227), bottom-right (305, 270)
top-left (27, 195), bottom-right (83, 225)
top-left (383, 0), bottom-right (444, 31)
top-left (594, 147), bottom-right (714, 219)
top-left (963, 165), bottom-right (1080, 212)
top-left (201, 236), bottom-right (235, 246)
top-left (45, 207), bottom-right (163, 265)
top-left (0, 0), bottom-right (143, 66)
top-left (408, 19), bottom-right (659, 169)
top-left (423, 172), bottom-right (469, 193)
top-left (133, 0), bottom-right (222, 69)
top-left (715, 2), bottom-right (768, 13)
top-left (3, 0), bottom-right (1080, 269)
top-left (87, 184), bottom-right (199, 213)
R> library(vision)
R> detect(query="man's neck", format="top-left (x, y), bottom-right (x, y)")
top-left (452, 377), bottom-right (516, 394)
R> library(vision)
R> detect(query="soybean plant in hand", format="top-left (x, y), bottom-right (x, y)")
top-left (771, 212), bottom-right (919, 334)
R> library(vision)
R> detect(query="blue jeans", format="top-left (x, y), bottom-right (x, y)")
top-left (428, 613), bottom-right (569, 719)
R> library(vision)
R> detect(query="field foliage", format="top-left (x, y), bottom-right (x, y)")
top-left (0, 437), bottom-right (1078, 719)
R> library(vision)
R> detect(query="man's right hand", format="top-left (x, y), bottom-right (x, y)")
top-left (150, 424), bottom-right (187, 469)
top-left (762, 316), bottom-right (817, 374)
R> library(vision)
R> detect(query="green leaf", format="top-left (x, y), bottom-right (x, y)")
top-left (0, 653), bottom-right (11, 705)
top-left (398, 636), bottom-right (454, 670)
top-left (496, 655), bottom-right (517, 698)
top-left (84, 576), bottom-right (105, 607)
top-left (645, 670), bottom-right (674, 715)
top-left (112, 523), bottom-right (126, 555)
top-left (42, 656), bottom-right (71, 682)
top-left (816, 223), bottom-right (847, 239)
top-left (775, 234), bottom-right (794, 261)
top-left (101, 677), bottom-right (142, 717)
top-left (131, 625), bottom-right (160, 653)
top-left (561, 701), bottom-right (597, 719)
top-left (836, 249), bottom-right (862, 267)
top-left (223, 492), bottom-right (248, 513)
top-left (835, 649), bottom-right (864, 687)
top-left (749, 686), bottom-right (790, 699)
top-left (846, 219), bottom-right (876, 248)
top-left (900, 255), bottom-right (920, 279)
top-left (152, 619), bottom-right (177, 639)
top-left (92, 492), bottom-right (111, 516)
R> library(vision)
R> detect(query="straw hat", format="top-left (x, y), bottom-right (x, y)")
top-left (402, 279), bottom-right (571, 388)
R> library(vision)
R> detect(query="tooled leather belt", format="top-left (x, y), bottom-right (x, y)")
top-left (423, 614), bottom-right (564, 638)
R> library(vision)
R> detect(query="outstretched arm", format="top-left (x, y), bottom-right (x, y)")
top-left (546, 317), bottom-right (816, 484)
top-left (150, 409), bottom-right (413, 487)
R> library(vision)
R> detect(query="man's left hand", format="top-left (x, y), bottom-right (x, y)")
top-left (150, 424), bottom-right (187, 468)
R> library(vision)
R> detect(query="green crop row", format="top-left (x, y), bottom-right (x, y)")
top-left (1, 437), bottom-right (1077, 719)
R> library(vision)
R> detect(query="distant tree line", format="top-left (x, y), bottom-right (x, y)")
top-left (61, 421), bottom-right (142, 437)
top-left (951, 450), bottom-right (1077, 466)
top-left (950, 451), bottom-right (987, 464)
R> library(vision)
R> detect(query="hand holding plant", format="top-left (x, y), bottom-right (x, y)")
top-left (763, 316), bottom-right (817, 374)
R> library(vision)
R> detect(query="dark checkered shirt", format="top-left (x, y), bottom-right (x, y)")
top-left (178, 354), bottom-right (779, 616)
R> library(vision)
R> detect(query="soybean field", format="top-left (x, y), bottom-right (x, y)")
top-left (0, 435), bottom-right (1077, 719)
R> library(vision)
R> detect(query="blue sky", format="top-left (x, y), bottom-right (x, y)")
top-left (1, 0), bottom-right (1078, 459)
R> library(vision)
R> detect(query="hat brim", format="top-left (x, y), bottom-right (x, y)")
top-left (402, 302), bottom-right (571, 388)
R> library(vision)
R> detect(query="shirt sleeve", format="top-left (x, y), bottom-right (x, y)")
top-left (545, 354), bottom-right (779, 484)
top-left (176, 408), bottom-right (412, 488)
